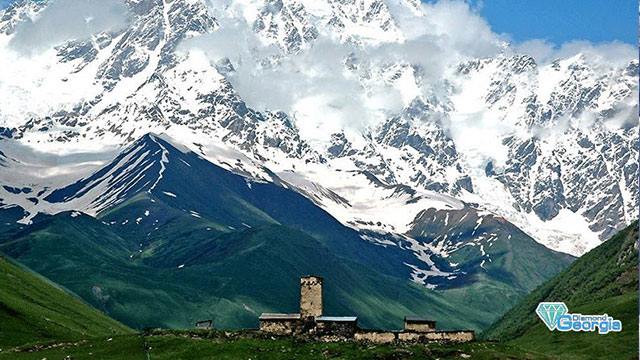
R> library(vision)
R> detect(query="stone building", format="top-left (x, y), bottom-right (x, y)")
top-left (300, 276), bottom-right (323, 318)
top-left (259, 275), bottom-right (358, 335)
top-left (258, 313), bottom-right (301, 335)
top-left (258, 275), bottom-right (474, 343)
top-left (195, 319), bottom-right (213, 330)
top-left (315, 316), bottom-right (358, 337)
top-left (397, 330), bottom-right (475, 343)
top-left (258, 275), bottom-right (326, 334)
top-left (404, 316), bottom-right (436, 332)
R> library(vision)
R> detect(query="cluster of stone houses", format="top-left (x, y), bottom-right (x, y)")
top-left (258, 276), bottom-right (475, 343)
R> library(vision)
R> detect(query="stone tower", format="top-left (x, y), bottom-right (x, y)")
top-left (300, 275), bottom-right (323, 318)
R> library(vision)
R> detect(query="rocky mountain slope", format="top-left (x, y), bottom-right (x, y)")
top-left (0, 133), bottom-right (573, 330)
top-left (0, 0), bottom-right (636, 258)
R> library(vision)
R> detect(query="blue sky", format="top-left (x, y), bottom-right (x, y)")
top-left (463, 0), bottom-right (637, 45)
top-left (0, 0), bottom-right (636, 45)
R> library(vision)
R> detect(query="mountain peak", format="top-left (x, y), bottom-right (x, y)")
top-left (0, 0), bottom-right (636, 256)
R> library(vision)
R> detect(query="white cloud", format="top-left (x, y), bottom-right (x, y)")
top-left (180, 0), bottom-right (510, 142)
top-left (9, 0), bottom-right (130, 53)
top-left (0, 0), bottom-right (130, 125)
top-left (181, 0), bottom-right (637, 148)
top-left (417, 0), bottom-right (505, 58)
top-left (180, 15), bottom-right (407, 142)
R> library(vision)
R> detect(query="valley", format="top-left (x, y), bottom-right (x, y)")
top-left (0, 1), bottom-right (637, 358)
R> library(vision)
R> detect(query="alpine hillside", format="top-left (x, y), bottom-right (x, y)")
top-left (483, 222), bottom-right (638, 359)
top-left (0, 134), bottom-right (574, 330)
top-left (0, 255), bottom-right (132, 348)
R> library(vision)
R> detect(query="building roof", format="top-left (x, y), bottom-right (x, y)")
top-left (316, 316), bottom-right (358, 322)
top-left (404, 316), bottom-right (436, 324)
top-left (259, 313), bottom-right (301, 320)
top-left (301, 275), bottom-right (323, 280)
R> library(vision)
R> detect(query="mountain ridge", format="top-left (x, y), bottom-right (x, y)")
top-left (0, 0), bottom-right (636, 256)
top-left (0, 132), bottom-right (573, 331)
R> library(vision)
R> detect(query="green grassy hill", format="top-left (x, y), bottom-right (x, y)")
top-left (483, 222), bottom-right (638, 359)
top-left (0, 256), bottom-right (132, 348)
top-left (0, 211), bottom-right (514, 331)
top-left (0, 135), bottom-right (574, 333)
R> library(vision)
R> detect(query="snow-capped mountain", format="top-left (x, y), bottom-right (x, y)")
top-left (0, 135), bottom-right (573, 331)
top-left (0, 132), bottom-right (573, 298)
top-left (0, 0), bottom-right (637, 257)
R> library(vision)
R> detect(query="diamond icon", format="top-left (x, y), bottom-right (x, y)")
top-left (536, 302), bottom-right (568, 330)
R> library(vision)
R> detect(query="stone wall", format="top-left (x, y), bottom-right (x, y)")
top-left (404, 322), bottom-right (435, 333)
top-left (353, 330), bottom-right (474, 344)
top-left (300, 276), bottom-right (323, 318)
top-left (259, 320), bottom-right (300, 335)
top-left (437, 331), bottom-right (475, 342)
top-left (354, 331), bottom-right (397, 344)
top-left (398, 331), bottom-right (475, 343)
top-left (316, 321), bottom-right (357, 337)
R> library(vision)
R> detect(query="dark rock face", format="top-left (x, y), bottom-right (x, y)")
top-left (369, 99), bottom-right (471, 195)
top-left (56, 40), bottom-right (98, 71)
top-left (91, 0), bottom-right (217, 89)
top-left (327, 133), bottom-right (351, 158)
top-left (453, 54), bottom-right (639, 243)
top-left (0, 0), bottom-right (47, 35)
top-left (253, 0), bottom-right (319, 53)
top-left (0, 127), bottom-right (15, 139)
